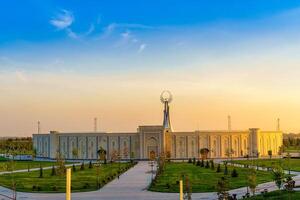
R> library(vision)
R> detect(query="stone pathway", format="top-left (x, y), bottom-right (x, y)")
top-left (0, 161), bottom-right (299, 200)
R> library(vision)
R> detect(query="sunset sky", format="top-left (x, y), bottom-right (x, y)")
top-left (1, 1), bottom-right (300, 136)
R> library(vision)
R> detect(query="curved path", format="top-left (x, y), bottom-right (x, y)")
top-left (0, 161), bottom-right (299, 200)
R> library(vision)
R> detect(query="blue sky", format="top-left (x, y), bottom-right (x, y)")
top-left (2, 1), bottom-right (300, 135)
top-left (0, 1), bottom-right (300, 43)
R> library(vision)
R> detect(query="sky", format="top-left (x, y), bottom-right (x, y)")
top-left (1, 1), bottom-right (300, 136)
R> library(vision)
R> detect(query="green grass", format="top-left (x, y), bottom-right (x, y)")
top-left (244, 190), bottom-right (300, 199)
top-left (0, 162), bottom-right (134, 192)
top-left (230, 158), bottom-right (300, 172)
top-left (284, 146), bottom-right (300, 153)
top-left (0, 160), bottom-right (70, 172)
top-left (149, 162), bottom-right (273, 193)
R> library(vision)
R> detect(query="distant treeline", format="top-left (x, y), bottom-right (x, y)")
top-left (0, 137), bottom-right (33, 155)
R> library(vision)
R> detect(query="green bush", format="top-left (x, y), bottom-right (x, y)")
top-left (196, 160), bottom-right (201, 166)
top-left (72, 164), bottom-right (76, 172)
top-left (188, 158), bottom-right (192, 163)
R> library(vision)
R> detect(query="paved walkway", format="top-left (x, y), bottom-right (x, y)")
top-left (0, 161), bottom-right (299, 200)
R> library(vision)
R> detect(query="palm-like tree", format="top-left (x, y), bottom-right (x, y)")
top-left (199, 148), bottom-right (209, 160)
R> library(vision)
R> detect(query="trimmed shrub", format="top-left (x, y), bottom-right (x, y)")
top-left (196, 160), bottom-right (201, 166)
top-left (224, 165), bottom-right (228, 175)
top-left (231, 168), bottom-right (238, 177)
top-left (205, 160), bottom-right (210, 168)
top-left (52, 186), bottom-right (58, 191)
top-left (192, 157), bottom-right (196, 165)
top-left (83, 183), bottom-right (90, 189)
top-left (80, 163), bottom-right (85, 170)
top-left (72, 164), bottom-right (76, 172)
top-left (32, 185), bottom-right (36, 191)
top-left (166, 183), bottom-right (170, 189)
top-left (210, 160), bottom-right (215, 170)
top-left (188, 158), bottom-right (192, 163)
top-left (89, 161), bottom-right (93, 169)
top-left (39, 166), bottom-right (43, 178)
top-left (216, 164), bottom-right (221, 173)
top-left (51, 165), bottom-right (56, 176)
top-left (201, 160), bottom-right (204, 167)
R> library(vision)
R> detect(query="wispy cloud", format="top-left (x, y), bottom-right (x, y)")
top-left (138, 43), bottom-right (147, 53)
top-left (50, 9), bottom-right (74, 29)
top-left (102, 23), bottom-right (152, 37)
top-left (15, 70), bottom-right (28, 83)
top-left (50, 9), bottom-right (95, 39)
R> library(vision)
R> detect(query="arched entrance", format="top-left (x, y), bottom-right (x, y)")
top-left (146, 137), bottom-right (158, 159)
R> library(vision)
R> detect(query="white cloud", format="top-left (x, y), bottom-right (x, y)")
top-left (103, 23), bottom-right (152, 37)
top-left (66, 28), bottom-right (78, 39)
top-left (50, 10), bottom-right (95, 39)
top-left (15, 71), bottom-right (28, 83)
top-left (50, 9), bottom-right (74, 29)
top-left (138, 43), bottom-right (147, 53)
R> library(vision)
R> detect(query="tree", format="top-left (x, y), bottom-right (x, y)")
top-left (286, 153), bottom-right (291, 175)
top-left (55, 152), bottom-right (66, 176)
top-left (97, 147), bottom-right (107, 164)
top-left (272, 166), bottom-right (285, 190)
top-left (268, 150), bottom-right (272, 159)
top-left (199, 148), bottom-right (209, 160)
top-left (110, 150), bottom-right (118, 163)
top-left (216, 176), bottom-right (229, 200)
top-left (39, 165), bottom-right (43, 178)
top-left (224, 163), bottom-right (228, 175)
top-left (225, 148), bottom-right (234, 162)
top-left (72, 148), bottom-right (79, 160)
top-left (248, 168), bottom-right (257, 196)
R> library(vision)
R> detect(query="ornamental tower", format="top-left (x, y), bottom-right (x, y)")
top-left (160, 90), bottom-right (172, 132)
top-left (160, 90), bottom-right (173, 155)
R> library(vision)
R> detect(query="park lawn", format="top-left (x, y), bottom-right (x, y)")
top-left (244, 190), bottom-right (300, 199)
top-left (0, 160), bottom-right (72, 172)
top-left (285, 147), bottom-right (300, 153)
top-left (230, 158), bottom-right (300, 172)
top-left (149, 162), bottom-right (273, 193)
top-left (0, 162), bottom-right (133, 193)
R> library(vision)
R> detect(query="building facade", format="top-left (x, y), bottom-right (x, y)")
top-left (33, 92), bottom-right (283, 160)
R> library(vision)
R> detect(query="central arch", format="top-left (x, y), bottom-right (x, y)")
top-left (146, 137), bottom-right (158, 159)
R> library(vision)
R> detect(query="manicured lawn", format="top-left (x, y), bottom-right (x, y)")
top-left (244, 190), bottom-right (300, 199)
top-left (0, 160), bottom-right (69, 172)
top-left (149, 162), bottom-right (273, 193)
top-left (230, 158), bottom-right (300, 172)
top-left (285, 146), bottom-right (300, 153)
top-left (0, 162), bottom-right (134, 192)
